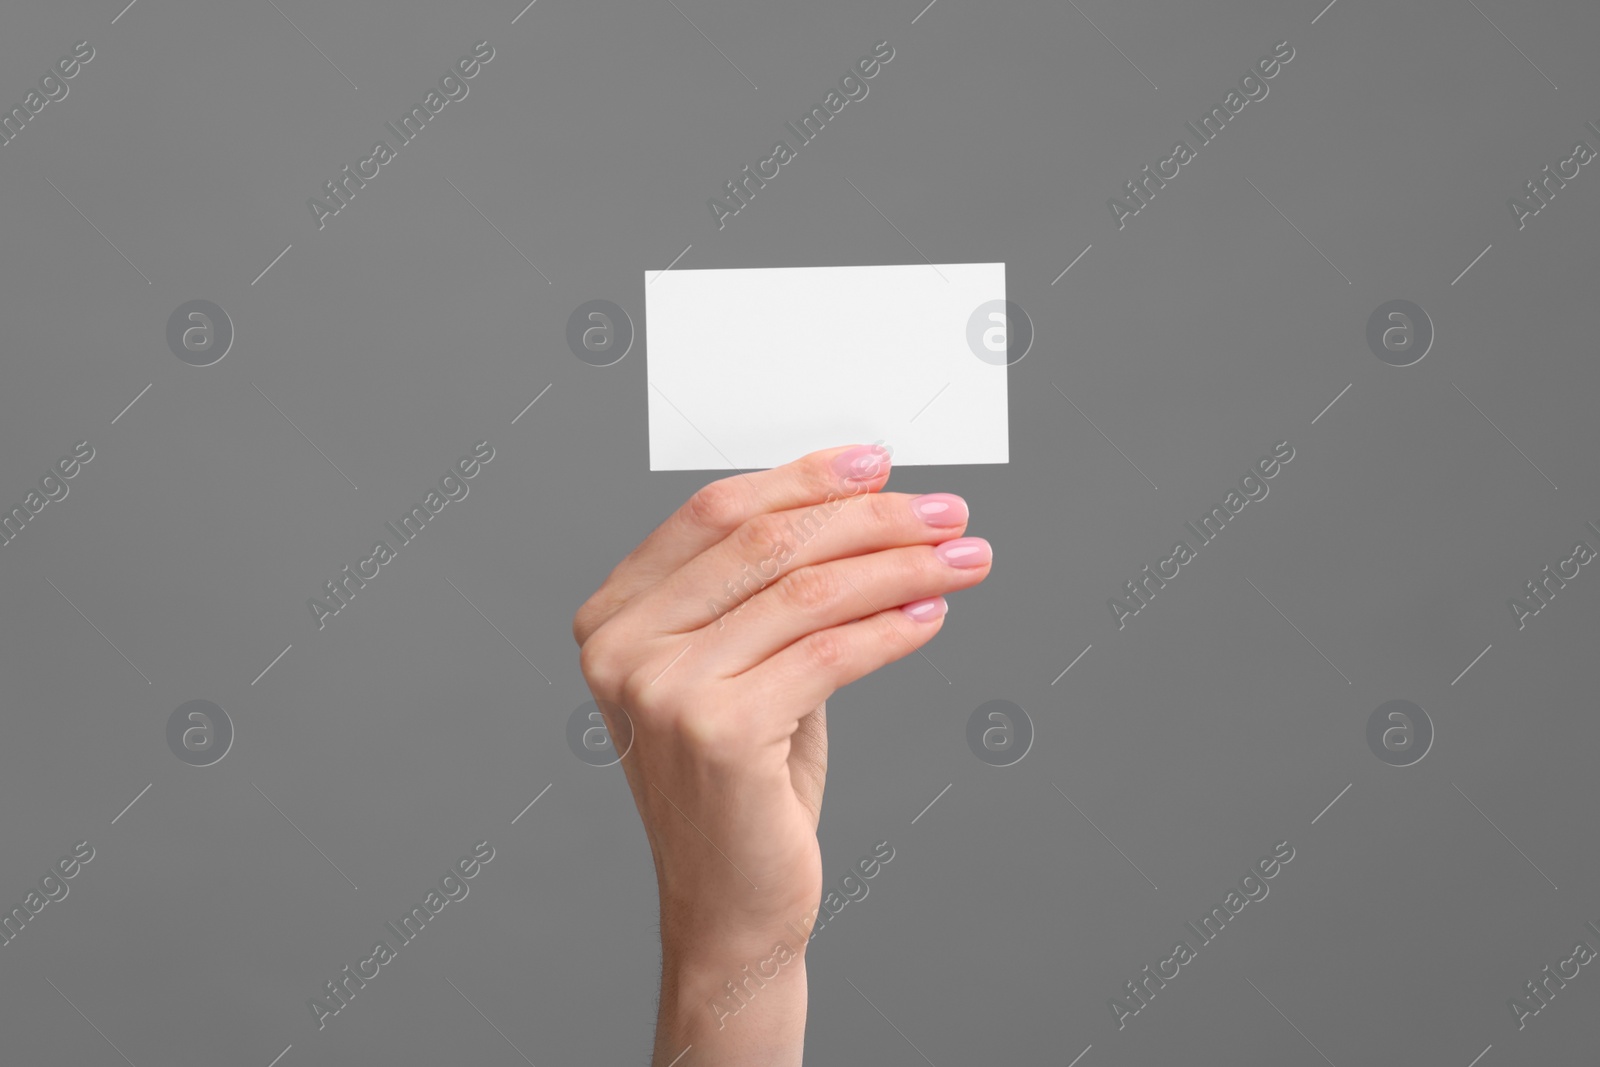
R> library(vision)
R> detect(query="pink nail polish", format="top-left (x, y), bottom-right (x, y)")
top-left (901, 596), bottom-right (948, 622)
top-left (832, 444), bottom-right (890, 483)
top-left (911, 493), bottom-right (968, 527)
top-left (935, 537), bottom-right (992, 568)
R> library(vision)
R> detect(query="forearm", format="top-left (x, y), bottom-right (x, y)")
top-left (655, 934), bottom-right (809, 1066)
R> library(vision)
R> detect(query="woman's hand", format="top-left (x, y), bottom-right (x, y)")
top-left (571, 444), bottom-right (993, 1065)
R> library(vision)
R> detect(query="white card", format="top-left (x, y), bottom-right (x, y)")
top-left (644, 262), bottom-right (1010, 470)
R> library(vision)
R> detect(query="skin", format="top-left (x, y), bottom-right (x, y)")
top-left (571, 443), bottom-right (993, 1065)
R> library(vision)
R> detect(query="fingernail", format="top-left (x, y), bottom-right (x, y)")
top-left (901, 596), bottom-right (947, 622)
top-left (832, 444), bottom-right (890, 483)
top-left (935, 537), bottom-right (992, 568)
top-left (911, 493), bottom-right (968, 527)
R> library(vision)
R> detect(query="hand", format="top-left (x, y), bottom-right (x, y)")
top-left (572, 444), bottom-right (993, 1065)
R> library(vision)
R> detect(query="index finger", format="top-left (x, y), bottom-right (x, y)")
top-left (572, 443), bottom-right (890, 643)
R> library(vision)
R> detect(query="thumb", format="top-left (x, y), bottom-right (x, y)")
top-left (788, 702), bottom-right (828, 827)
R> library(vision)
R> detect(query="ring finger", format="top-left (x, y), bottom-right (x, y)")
top-left (701, 537), bottom-right (993, 677)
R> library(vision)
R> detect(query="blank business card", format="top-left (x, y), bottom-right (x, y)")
top-left (645, 262), bottom-right (1010, 471)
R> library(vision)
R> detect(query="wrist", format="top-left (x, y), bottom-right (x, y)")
top-left (656, 932), bottom-right (810, 1066)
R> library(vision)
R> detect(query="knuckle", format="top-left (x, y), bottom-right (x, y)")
top-left (671, 707), bottom-right (751, 759)
top-left (863, 493), bottom-right (909, 538)
top-left (779, 565), bottom-right (842, 614)
top-left (803, 629), bottom-right (849, 672)
top-left (787, 500), bottom-right (837, 548)
top-left (684, 478), bottom-right (746, 533)
top-left (578, 626), bottom-right (628, 694)
top-left (736, 512), bottom-right (791, 560)
top-left (806, 447), bottom-right (849, 491)
top-left (614, 644), bottom-right (694, 723)
top-left (572, 597), bottom-right (604, 646)
top-left (901, 546), bottom-right (940, 584)
top-left (618, 672), bottom-right (669, 723)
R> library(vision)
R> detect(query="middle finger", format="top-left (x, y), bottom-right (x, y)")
top-left (623, 491), bottom-right (971, 633)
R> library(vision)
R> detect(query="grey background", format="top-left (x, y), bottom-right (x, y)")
top-left (0, 0), bottom-right (1596, 1064)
